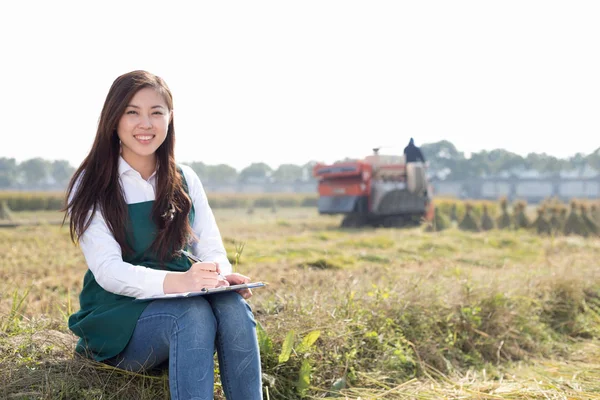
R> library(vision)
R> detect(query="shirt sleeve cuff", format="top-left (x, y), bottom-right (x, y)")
top-left (218, 260), bottom-right (233, 276)
top-left (141, 269), bottom-right (170, 297)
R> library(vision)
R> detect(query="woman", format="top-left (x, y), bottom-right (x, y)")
top-left (64, 70), bottom-right (262, 399)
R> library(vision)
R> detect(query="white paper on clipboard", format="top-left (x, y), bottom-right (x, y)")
top-left (133, 282), bottom-right (266, 302)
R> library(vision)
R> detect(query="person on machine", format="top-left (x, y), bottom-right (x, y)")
top-left (403, 138), bottom-right (426, 163)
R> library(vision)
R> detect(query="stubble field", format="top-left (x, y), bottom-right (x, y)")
top-left (1, 207), bottom-right (599, 399)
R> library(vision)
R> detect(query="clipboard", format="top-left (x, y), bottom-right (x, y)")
top-left (133, 282), bottom-right (266, 302)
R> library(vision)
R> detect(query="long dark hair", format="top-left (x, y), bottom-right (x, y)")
top-left (63, 70), bottom-right (193, 261)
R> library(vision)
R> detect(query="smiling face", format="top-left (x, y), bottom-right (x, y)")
top-left (117, 87), bottom-right (172, 169)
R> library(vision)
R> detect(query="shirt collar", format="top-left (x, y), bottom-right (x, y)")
top-left (118, 156), bottom-right (158, 181)
top-left (118, 156), bottom-right (134, 177)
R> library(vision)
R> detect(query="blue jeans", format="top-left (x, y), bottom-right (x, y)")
top-left (106, 292), bottom-right (262, 400)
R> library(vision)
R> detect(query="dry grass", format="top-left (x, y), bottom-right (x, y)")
top-left (1, 207), bottom-right (599, 399)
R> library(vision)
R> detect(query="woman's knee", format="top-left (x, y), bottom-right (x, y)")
top-left (208, 292), bottom-right (247, 311)
top-left (208, 292), bottom-right (256, 328)
top-left (182, 297), bottom-right (218, 329)
top-left (149, 297), bottom-right (217, 330)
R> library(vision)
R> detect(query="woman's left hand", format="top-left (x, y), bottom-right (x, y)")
top-left (225, 273), bottom-right (252, 299)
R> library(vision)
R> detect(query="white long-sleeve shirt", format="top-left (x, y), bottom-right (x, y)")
top-left (76, 157), bottom-right (232, 299)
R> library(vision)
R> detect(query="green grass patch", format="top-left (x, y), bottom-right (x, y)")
top-left (1, 208), bottom-right (600, 399)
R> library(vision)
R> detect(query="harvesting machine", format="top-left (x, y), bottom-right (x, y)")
top-left (312, 149), bottom-right (434, 227)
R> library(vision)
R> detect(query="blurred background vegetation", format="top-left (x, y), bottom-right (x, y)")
top-left (2, 140), bottom-right (599, 190)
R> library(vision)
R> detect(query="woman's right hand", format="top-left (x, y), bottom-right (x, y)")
top-left (164, 262), bottom-right (228, 294)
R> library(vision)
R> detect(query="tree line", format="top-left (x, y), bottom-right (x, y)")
top-left (421, 141), bottom-right (600, 180)
top-left (1, 141), bottom-right (599, 190)
top-left (0, 158), bottom-right (320, 190)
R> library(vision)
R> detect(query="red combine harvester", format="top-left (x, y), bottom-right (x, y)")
top-left (312, 149), bottom-right (434, 227)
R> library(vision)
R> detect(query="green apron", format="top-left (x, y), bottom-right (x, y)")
top-left (68, 168), bottom-right (195, 361)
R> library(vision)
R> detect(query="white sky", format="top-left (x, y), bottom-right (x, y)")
top-left (1, 1), bottom-right (599, 171)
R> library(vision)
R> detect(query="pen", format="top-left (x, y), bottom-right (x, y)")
top-left (180, 250), bottom-right (227, 280)
top-left (180, 249), bottom-right (201, 263)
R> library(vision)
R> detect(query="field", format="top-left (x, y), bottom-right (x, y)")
top-left (1, 207), bottom-right (600, 399)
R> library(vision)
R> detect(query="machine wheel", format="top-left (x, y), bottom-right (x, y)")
top-left (381, 214), bottom-right (423, 228)
top-left (382, 215), bottom-right (406, 228)
top-left (341, 214), bottom-right (367, 228)
top-left (403, 213), bottom-right (424, 227)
